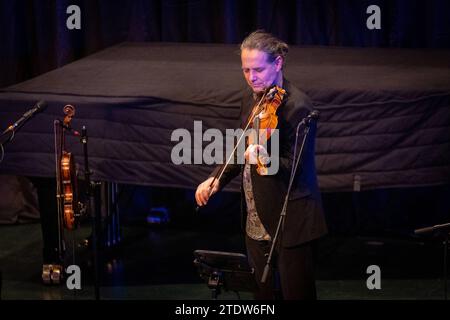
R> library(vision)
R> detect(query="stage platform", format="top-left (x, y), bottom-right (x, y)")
top-left (0, 42), bottom-right (449, 191)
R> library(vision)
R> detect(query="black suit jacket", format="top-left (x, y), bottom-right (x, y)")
top-left (211, 79), bottom-right (327, 247)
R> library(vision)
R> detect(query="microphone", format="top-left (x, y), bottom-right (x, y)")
top-left (298, 109), bottom-right (320, 127)
top-left (307, 109), bottom-right (320, 120)
top-left (2, 101), bottom-right (47, 135)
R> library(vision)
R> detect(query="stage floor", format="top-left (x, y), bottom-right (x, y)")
top-left (0, 220), bottom-right (446, 300)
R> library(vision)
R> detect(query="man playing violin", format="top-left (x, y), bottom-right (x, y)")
top-left (195, 30), bottom-right (327, 300)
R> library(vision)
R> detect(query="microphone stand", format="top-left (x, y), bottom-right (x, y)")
top-left (415, 222), bottom-right (450, 300)
top-left (0, 109), bottom-right (37, 294)
top-left (1, 112), bottom-right (31, 151)
top-left (261, 113), bottom-right (317, 284)
top-left (1, 130), bottom-right (14, 165)
top-left (1, 130), bottom-right (14, 147)
top-left (81, 126), bottom-right (100, 300)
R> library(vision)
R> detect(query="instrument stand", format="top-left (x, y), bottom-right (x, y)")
top-left (81, 126), bottom-right (101, 300)
top-left (41, 119), bottom-right (68, 285)
top-left (44, 107), bottom-right (81, 286)
top-left (98, 181), bottom-right (122, 248)
top-left (415, 222), bottom-right (450, 300)
top-left (261, 115), bottom-right (316, 284)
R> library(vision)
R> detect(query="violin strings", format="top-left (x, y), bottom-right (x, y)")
top-left (207, 90), bottom-right (269, 194)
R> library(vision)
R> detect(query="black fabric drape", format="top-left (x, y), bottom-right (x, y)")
top-left (0, 43), bottom-right (448, 192)
top-left (0, 1), bottom-right (449, 233)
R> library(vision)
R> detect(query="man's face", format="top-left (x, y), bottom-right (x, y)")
top-left (241, 48), bottom-right (282, 93)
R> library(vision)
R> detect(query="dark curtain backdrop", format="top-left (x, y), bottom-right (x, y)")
top-left (1, 0), bottom-right (449, 233)
top-left (1, 0), bottom-right (449, 88)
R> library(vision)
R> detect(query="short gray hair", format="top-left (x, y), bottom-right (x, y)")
top-left (240, 30), bottom-right (289, 65)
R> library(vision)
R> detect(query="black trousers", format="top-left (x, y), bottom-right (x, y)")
top-left (29, 177), bottom-right (61, 264)
top-left (246, 235), bottom-right (317, 300)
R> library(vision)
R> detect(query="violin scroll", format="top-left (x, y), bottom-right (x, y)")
top-left (63, 104), bottom-right (75, 117)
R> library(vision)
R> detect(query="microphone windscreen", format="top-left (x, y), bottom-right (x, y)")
top-left (310, 110), bottom-right (320, 119)
top-left (36, 100), bottom-right (47, 111)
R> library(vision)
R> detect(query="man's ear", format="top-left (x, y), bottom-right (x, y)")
top-left (275, 56), bottom-right (283, 71)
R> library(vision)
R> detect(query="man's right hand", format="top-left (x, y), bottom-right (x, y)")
top-left (195, 177), bottom-right (220, 207)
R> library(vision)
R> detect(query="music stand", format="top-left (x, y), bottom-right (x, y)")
top-left (193, 250), bottom-right (256, 299)
top-left (415, 222), bottom-right (450, 300)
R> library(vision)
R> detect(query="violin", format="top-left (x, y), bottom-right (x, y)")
top-left (210, 85), bottom-right (286, 188)
top-left (248, 86), bottom-right (286, 175)
top-left (60, 105), bottom-right (79, 230)
top-left (195, 85), bottom-right (286, 210)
